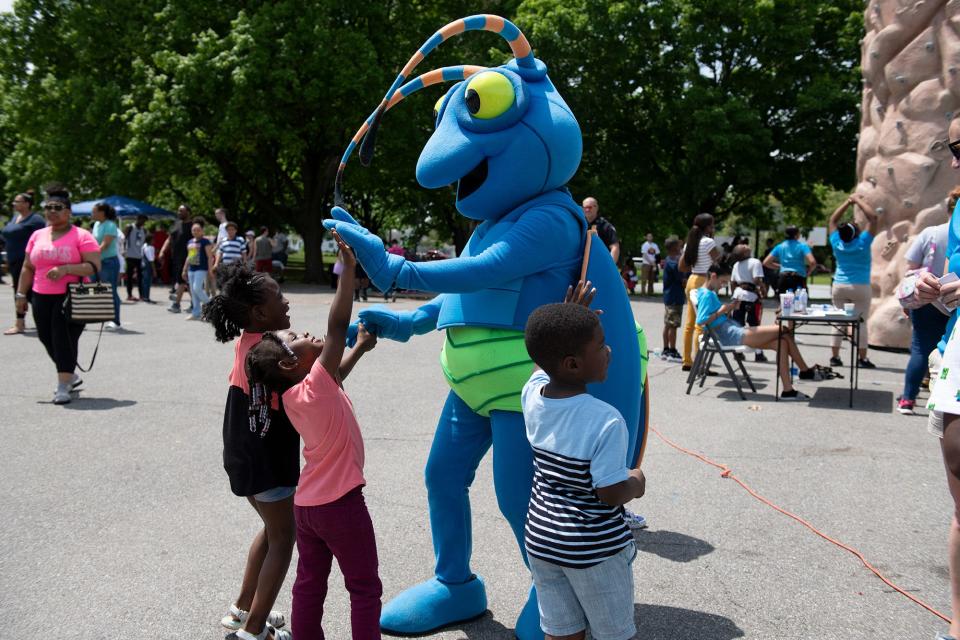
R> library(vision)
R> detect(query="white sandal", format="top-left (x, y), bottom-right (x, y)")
top-left (221, 604), bottom-right (287, 631)
top-left (235, 627), bottom-right (292, 640)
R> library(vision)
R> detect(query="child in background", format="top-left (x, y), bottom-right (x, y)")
top-left (620, 260), bottom-right (638, 294)
top-left (522, 281), bottom-right (646, 640)
top-left (246, 233), bottom-right (382, 639)
top-left (140, 233), bottom-right (156, 303)
top-left (729, 244), bottom-right (767, 362)
top-left (661, 237), bottom-right (685, 363)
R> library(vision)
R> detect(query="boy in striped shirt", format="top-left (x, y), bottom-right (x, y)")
top-left (522, 282), bottom-right (646, 640)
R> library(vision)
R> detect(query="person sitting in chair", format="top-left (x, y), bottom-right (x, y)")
top-left (693, 262), bottom-right (823, 400)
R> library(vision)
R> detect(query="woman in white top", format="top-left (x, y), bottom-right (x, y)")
top-left (678, 213), bottom-right (721, 368)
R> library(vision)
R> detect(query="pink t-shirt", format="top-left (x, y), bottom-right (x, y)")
top-left (26, 226), bottom-right (100, 295)
top-left (282, 358), bottom-right (366, 507)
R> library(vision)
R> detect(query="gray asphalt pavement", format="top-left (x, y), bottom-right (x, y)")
top-left (0, 286), bottom-right (952, 639)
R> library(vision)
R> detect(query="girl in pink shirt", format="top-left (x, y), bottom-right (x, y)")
top-left (246, 234), bottom-right (381, 639)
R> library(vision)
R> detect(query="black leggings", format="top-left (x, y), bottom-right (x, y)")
top-left (32, 292), bottom-right (84, 374)
top-left (9, 259), bottom-right (26, 319)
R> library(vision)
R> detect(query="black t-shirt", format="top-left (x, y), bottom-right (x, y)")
top-left (592, 216), bottom-right (619, 250)
top-left (170, 220), bottom-right (190, 260)
top-left (223, 386), bottom-right (301, 496)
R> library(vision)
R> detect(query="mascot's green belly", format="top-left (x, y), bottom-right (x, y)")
top-left (440, 327), bottom-right (532, 417)
top-left (440, 323), bottom-right (648, 418)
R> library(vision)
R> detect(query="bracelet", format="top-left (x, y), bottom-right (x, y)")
top-left (15, 292), bottom-right (27, 300)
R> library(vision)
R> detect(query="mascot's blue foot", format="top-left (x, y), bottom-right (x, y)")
top-left (380, 575), bottom-right (487, 634)
top-left (514, 586), bottom-right (543, 640)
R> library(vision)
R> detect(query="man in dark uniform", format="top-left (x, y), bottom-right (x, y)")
top-left (582, 196), bottom-right (620, 263)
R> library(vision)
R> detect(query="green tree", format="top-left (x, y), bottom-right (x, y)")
top-left (516, 0), bottom-right (863, 252)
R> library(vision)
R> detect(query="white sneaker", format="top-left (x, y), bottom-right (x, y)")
top-left (623, 509), bottom-right (648, 530)
top-left (70, 374), bottom-right (83, 389)
top-left (105, 321), bottom-right (120, 330)
top-left (53, 388), bottom-right (71, 404)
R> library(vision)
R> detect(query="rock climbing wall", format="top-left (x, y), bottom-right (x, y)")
top-left (860, 0), bottom-right (960, 348)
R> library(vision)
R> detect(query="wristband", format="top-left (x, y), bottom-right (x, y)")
top-left (15, 292), bottom-right (27, 300)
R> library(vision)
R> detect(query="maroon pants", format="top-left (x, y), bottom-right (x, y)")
top-left (292, 487), bottom-right (382, 639)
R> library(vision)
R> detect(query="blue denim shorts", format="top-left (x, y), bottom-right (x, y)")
top-left (714, 320), bottom-right (746, 347)
top-left (528, 542), bottom-right (637, 640)
top-left (253, 485), bottom-right (296, 503)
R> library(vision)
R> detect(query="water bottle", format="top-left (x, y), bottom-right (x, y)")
top-left (790, 365), bottom-right (799, 381)
top-left (782, 289), bottom-right (794, 316)
top-left (796, 288), bottom-right (807, 314)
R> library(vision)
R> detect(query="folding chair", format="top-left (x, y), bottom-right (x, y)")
top-left (685, 325), bottom-right (757, 400)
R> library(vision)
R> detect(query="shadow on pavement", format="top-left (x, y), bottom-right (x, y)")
top-left (425, 610), bottom-right (512, 638)
top-left (636, 529), bottom-right (715, 563)
top-left (807, 387), bottom-right (892, 413)
top-left (636, 604), bottom-right (744, 639)
top-left (60, 397), bottom-right (137, 411)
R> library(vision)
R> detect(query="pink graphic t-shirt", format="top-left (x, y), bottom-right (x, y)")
top-left (26, 226), bottom-right (100, 295)
top-left (282, 358), bottom-right (366, 507)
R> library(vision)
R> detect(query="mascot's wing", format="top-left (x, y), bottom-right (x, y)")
top-left (583, 232), bottom-right (646, 468)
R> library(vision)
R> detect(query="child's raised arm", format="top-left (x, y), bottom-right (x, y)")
top-left (320, 231), bottom-right (356, 379)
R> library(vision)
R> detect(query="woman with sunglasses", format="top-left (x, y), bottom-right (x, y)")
top-left (915, 119), bottom-right (960, 640)
top-left (15, 187), bottom-right (101, 404)
top-left (2, 191), bottom-right (45, 334)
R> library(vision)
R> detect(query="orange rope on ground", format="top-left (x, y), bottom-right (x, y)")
top-left (649, 426), bottom-right (951, 623)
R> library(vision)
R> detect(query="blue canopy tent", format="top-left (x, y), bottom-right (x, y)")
top-left (70, 195), bottom-right (176, 218)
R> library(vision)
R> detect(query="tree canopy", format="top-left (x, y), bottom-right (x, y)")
top-left (0, 0), bottom-right (863, 275)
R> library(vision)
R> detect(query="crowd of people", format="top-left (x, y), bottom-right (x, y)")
top-left (0, 189), bottom-right (296, 404)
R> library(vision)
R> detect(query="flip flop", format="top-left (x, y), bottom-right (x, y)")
top-left (3, 326), bottom-right (23, 335)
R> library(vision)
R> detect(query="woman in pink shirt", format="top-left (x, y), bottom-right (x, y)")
top-left (15, 187), bottom-right (101, 404)
top-left (246, 233), bottom-right (381, 639)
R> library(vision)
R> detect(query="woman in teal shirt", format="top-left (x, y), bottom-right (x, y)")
top-left (92, 202), bottom-right (121, 327)
top-left (762, 226), bottom-right (816, 295)
top-left (827, 192), bottom-right (879, 369)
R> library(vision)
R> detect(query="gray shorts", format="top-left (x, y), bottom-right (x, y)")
top-left (528, 543), bottom-right (637, 640)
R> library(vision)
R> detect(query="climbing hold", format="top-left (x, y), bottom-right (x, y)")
top-left (887, 166), bottom-right (895, 174)
top-left (871, 51), bottom-right (880, 58)
top-left (951, 67), bottom-right (958, 75)
top-left (904, 200), bottom-right (913, 208)
top-left (927, 41), bottom-right (935, 51)
top-left (896, 75), bottom-right (906, 83)
top-left (896, 120), bottom-right (904, 128)
top-left (876, 207), bottom-right (886, 215)
top-left (949, 112), bottom-right (955, 121)
top-left (868, 176), bottom-right (878, 186)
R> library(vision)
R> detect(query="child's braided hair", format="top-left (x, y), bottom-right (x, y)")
top-left (244, 333), bottom-right (298, 437)
top-left (201, 262), bottom-right (271, 342)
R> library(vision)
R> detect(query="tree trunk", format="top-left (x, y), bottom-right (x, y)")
top-left (300, 212), bottom-right (326, 283)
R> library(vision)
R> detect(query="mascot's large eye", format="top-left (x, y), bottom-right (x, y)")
top-left (464, 72), bottom-right (515, 119)
top-left (433, 95), bottom-right (445, 120)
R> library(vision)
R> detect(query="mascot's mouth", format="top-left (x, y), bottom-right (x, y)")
top-left (457, 158), bottom-right (488, 200)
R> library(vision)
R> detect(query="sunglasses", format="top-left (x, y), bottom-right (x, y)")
top-left (43, 203), bottom-right (67, 212)
top-left (950, 139), bottom-right (960, 161)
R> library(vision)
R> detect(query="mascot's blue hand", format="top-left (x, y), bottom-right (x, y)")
top-left (324, 207), bottom-right (402, 291)
top-left (345, 321), bottom-right (359, 348)
top-left (358, 306), bottom-right (415, 342)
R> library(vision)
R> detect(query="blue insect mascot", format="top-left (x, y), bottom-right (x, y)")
top-left (325, 15), bottom-right (645, 639)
